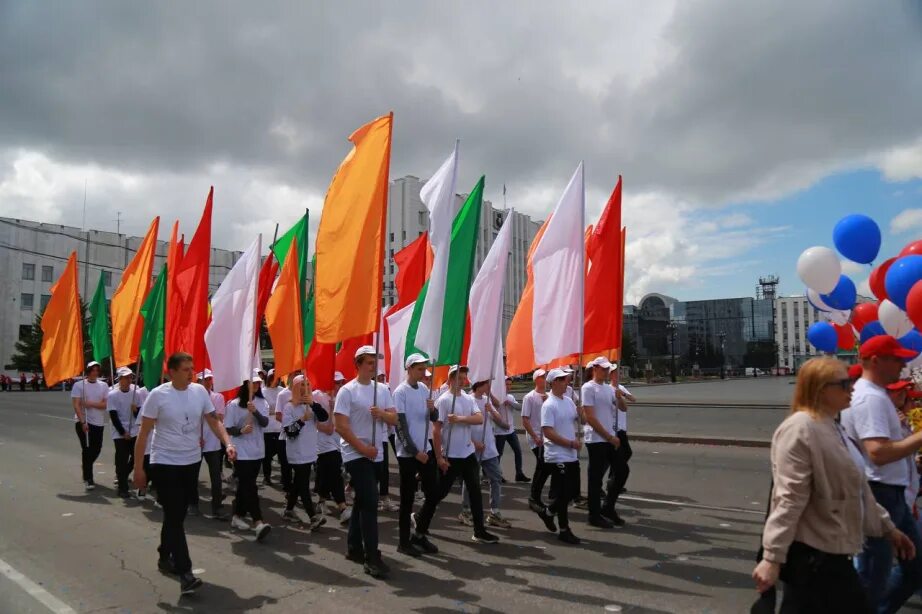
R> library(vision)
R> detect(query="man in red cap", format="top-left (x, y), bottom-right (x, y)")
top-left (841, 335), bottom-right (922, 611)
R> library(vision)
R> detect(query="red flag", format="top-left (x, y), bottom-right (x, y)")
top-left (256, 251), bottom-right (279, 343)
top-left (306, 341), bottom-right (336, 392)
top-left (385, 232), bottom-right (432, 317)
top-left (164, 221), bottom-right (184, 367)
top-left (334, 334), bottom-right (373, 381)
top-left (584, 177), bottom-right (623, 354)
top-left (170, 188), bottom-right (213, 372)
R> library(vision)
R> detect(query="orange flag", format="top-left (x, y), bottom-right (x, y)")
top-left (315, 113), bottom-right (393, 343)
top-left (265, 239), bottom-right (304, 381)
top-left (41, 252), bottom-right (84, 387)
top-left (505, 219), bottom-right (550, 376)
top-left (164, 221), bottom-right (184, 364)
top-left (111, 217), bottom-right (159, 367)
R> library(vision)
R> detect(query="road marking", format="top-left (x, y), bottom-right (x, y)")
top-left (34, 414), bottom-right (72, 423)
top-left (0, 556), bottom-right (76, 614)
top-left (620, 494), bottom-right (764, 516)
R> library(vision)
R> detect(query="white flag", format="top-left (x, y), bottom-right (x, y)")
top-left (415, 142), bottom-right (460, 359)
top-left (205, 235), bottom-right (262, 393)
top-left (386, 302), bottom-right (417, 394)
top-left (532, 163), bottom-right (585, 364)
top-left (467, 211), bottom-right (513, 387)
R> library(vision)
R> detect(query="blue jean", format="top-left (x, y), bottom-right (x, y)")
top-left (856, 482), bottom-right (922, 614)
top-left (462, 456), bottom-right (502, 513)
top-left (495, 433), bottom-right (525, 476)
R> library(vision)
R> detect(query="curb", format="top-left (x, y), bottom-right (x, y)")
top-left (512, 428), bottom-right (771, 448)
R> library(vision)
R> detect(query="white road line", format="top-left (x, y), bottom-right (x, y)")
top-left (0, 556), bottom-right (76, 614)
top-left (34, 414), bottom-right (72, 422)
top-left (620, 494), bottom-right (764, 516)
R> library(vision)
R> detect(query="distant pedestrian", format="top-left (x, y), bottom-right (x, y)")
top-left (108, 366), bottom-right (139, 498)
top-left (19, 373), bottom-right (26, 391)
top-left (72, 361), bottom-right (109, 490)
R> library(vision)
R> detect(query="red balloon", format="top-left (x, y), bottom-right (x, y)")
top-left (906, 280), bottom-right (922, 331)
top-left (833, 323), bottom-right (856, 351)
top-left (900, 241), bottom-right (922, 257)
top-left (870, 257), bottom-right (897, 302)
top-left (851, 302), bottom-right (879, 332)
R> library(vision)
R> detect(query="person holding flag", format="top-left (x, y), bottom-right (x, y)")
top-left (461, 379), bottom-right (511, 529)
top-left (581, 357), bottom-right (620, 529)
top-left (393, 353), bottom-right (440, 557)
top-left (494, 376), bottom-right (529, 483)
top-left (107, 366), bottom-right (140, 499)
top-left (334, 345), bottom-right (397, 579)
top-left (281, 375), bottom-right (328, 531)
top-left (72, 361), bottom-right (110, 491)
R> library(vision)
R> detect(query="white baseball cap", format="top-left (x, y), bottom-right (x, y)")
top-left (334, 371), bottom-right (346, 382)
top-left (267, 368), bottom-right (275, 377)
top-left (562, 367), bottom-right (575, 375)
top-left (250, 375), bottom-right (263, 384)
top-left (291, 374), bottom-right (305, 386)
top-left (201, 368), bottom-right (214, 379)
top-left (116, 366), bottom-right (133, 378)
top-left (354, 344), bottom-right (381, 359)
top-left (86, 361), bottom-right (101, 370)
top-left (448, 364), bottom-right (468, 376)
top-left (425, 369), bottom-right (432, 377)
top-left (586, 357), bottom-right (612, 370)
top-left (405, 353), bottom-right (430, 369)
top-left (608, 362), bottom-right (619, 371)
top-left (532, 369), bottom-right (547, 381)
top-left (547, 368), bottom-right (567, 382)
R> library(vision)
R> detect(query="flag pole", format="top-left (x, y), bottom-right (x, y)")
top-left (482, 286), bottom-right (505, 446)
top-left (576, 163), bottom-right (586, 438)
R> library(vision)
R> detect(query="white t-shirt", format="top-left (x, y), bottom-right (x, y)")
top-left (262, 386), bottom-right (282, 433)
top-left (202, 391), bottom-right (226, 453)
top-left (107, 385), bottom-right (141, 440)
top-left (565, 385), bottom-right (579, 405)
top-left (140, 382), bottom-right (214, 466)
top-left (521, 389), bottom-right (547, 449)
top-left (334, 380), bottom-right (394, 464)
top-left (394, 381), bottom-right (433, 458)
top-left (615, 384), bottom-right (631, 432)
top-left (436, 391), bottom-right (480, 459)
top-left (71, 379), bottom-right (110, 426)
top-left (541, 393), bottom-right (579, 463)
top-left (472, 395), bottom-right (499, 461)
top-left (841, 378), bottom-right (911, 487)
top-left (582, 380), bottom-right (616, 444)
top-left (493, 393), bottom-right (517, 436)
top-left (314, 391), bottom-right (340, 454)
top-left (134, 388), bottom-right (152, 455)
top-left (282, 402), bottom-right (319, 464)
top-left (276, 387), bottom-right (293, 441)
top-left (223, 396), bottom-right (269, 461)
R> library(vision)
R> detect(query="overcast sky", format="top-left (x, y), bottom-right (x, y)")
top-left (2, 1), bottom-right (922, 303)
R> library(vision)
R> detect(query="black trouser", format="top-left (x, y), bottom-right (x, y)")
top-left (778, 541), bottom-right (872, 613)
top-left (344, 458), bottom-right (379, 556)
top-left (586, 441), bottom-right (616, 519)
top-left (150, 463), bottom-right (199, 574)
top-left (75, 422), bottom-right (104, 483)
top-left (279, 440), bottom-right (292, 492)
top-left (603, 431), bottom-right (630, 514)
top-left (233, 459), bottom-right (263, 522)
top-left (142, 454), bottom-right (153, 491)
top-left (202, 449), bottom-right (224, 512)
top-left (548, 461), bottom-right (580, 531)
top-left (113, 437), bottom-right (136, 492)
top-left (530, 446), bottom-right (549, 505)
top-left (316, 450), bottom-right (345, 504)
top-left (495, 433), bottom-right (525, 477)
top-left (287, 462), bottom-right (317, 516)
top-left (376, 438), bottom-right (392, 496)
top-left (187, 459), bottom-right (202, 506)
top-left (419, 454), bottom-right (485, 533)
top-left (397, 453), bottom-right (439, 544)
top-left (262, 433), bottom-right (281, 481)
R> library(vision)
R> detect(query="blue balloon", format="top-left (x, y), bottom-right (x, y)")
top-left (899, 330), bottom-right (922, 359)
top-left (833, 214), bottom-right (881, 264)
top-left (807, 322), bottom-right (838, 353)
top-left (885, 255), bottom-right (922, 310)
top-left (819, 275), bottom-right (857, 311)
top-left (860, 320), bottom-right (886, 344)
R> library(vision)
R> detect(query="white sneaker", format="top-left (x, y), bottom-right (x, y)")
top-left (458, 511), bottom-right (474, 527)
top-left (324, 500), bottom-right (340, 515)
top-left (253, 521), bottom-right (271, 542)
top-left (231, 515), bottom-right (251, 531)
top-left (486, 512), bottom-right (512, 529)
top-left (339, 506), bottom-right (353, 526)
top-left (378, 498), bottom-right (396, 513)
top-left (308, 514), bottom-right (327, 532)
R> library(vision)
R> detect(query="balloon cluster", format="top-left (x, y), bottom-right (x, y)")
top-left (798, 214), bottom-right (922, 367)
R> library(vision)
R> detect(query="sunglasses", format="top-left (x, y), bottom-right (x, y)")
top-left (825, 378), bottom-right (853, 391)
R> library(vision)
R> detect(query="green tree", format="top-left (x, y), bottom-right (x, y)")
top-left (10, 301), bottom-right (93, 375)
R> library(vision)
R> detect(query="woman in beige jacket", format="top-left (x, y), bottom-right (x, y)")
top-left (753, 357), bottom-right (915, 612)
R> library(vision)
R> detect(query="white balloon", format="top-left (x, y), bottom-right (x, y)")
top-left (822, 310), bottom-right (851, 326)
top-left (879, 299), bottom-right (914, 338)
top-left (807, 288), bottom-right (834, 312)
top-left (798, 246), bottom-right (842, 294)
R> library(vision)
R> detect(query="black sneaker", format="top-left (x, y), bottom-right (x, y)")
top-left (472, 529), bottom-right (500, 544)
top-left (397, 541), bottom-right (424, 557)
top-left (411, 534), bottom-right (439, 554)
top-left (179, 572), bottom-right (203, 595)
top-left (364, 553), bottom-right (389, 578)
top-left (528, 499), bottom-right (545, 514)
top-left (588, 515), bottom-right (614, 529)
top-left (515, 474), bottom-right (532, 483)
top-left (157, 557), bottom-right (178, 575)
top-left (537, 507), bottom-right (557, 533)
top-left (346, 547), bottom-right (365, 564)
top-left (558, 528), bottom-right (581, 545)
top-left (602, 510), bottom-right (625, 527)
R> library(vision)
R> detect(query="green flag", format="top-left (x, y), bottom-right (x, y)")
top-left (272, 213), bottom-right (311, 353)
top-left (139, 264), bottom-right (168, 387)
top-left (88, 270), bottom-right (112, 363)
top-left (303, 256), bottom-right (317, 353)
top-left (406, 176), bottom-right (484, 365)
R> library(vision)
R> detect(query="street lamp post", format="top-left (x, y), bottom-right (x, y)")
top-left (718, 331), bottom-right (727, 380)
top-left (667, 321), bottom-right (678, 383)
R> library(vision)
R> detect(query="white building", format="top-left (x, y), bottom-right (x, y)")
top-left (0, 216), bottom-right (242, 371)
top-left (775, 294), bottom-right (870, 371)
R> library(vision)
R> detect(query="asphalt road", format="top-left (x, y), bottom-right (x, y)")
top-left (0, 392), bottom-right (776, 613)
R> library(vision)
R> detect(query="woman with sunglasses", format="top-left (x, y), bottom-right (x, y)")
top-left (281, 375), bottom-right (328, 531)
top-left (753, 356), bottom-right (915, 613)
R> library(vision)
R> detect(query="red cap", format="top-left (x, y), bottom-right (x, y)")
top-left (909, 390), bottom-right (922, 399)
top-left (859, 335), bottom-right (917, 360)
top-left (848, 364), bottom-right (863, 380)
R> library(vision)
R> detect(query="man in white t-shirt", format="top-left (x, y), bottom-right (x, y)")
top-left (581, 357), bottom-right (620, 529)
top-left (461, 379), bottom-right (510, 529)
top-left (494, 376), bottom-right (529, 483)
top-left (198, 369), bottom-right (229, 520)
top-left (72, 361), bottom-right (110, 490)
top-left (134, 352), bottom-right (236, 596)
top-left (522, 369), bottom-right (550, 513)
top-left (605, 363), bottom-right (634, 518)
top-left (840, 335), bottom-right (922, 611)
top-left (108, 366), bottom-right (141, 498)
top-left (274, 369), bottom-right (300, 494)
top-left (537, 368), bottom-right (582, 545)
top-left (334, 345), bottom-right (397, 579)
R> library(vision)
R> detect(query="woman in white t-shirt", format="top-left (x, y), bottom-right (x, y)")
top-left (281, 375), bottom-right (328, 531)
top-left (224, 377), bottom-right (271, 541)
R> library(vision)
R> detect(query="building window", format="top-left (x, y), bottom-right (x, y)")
top-left (19, 325), bottom-right (31, 340)
top-left (103, 271), bottom-right (112, 287)
top-left (402, 231), bottom-right (406, 241)
top-left (40, 294), bottom-right (51, 310)
top-left (389, 249), bottom-right (394, 259)
top-left (41, 265), bottom-right (53, 282)
top-left (21, 293), bottom-right (34, 310)
top-left (389, 264), bottom-right (394, 274)
top-left (22, 263), bottom-right (35, 280)
top-left (419, 211), bottom-right (426, 226)
top-left (389, 232), bottom-right (394, 242)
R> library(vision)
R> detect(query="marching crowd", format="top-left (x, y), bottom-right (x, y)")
top-left (70, 347), bottom-right (635, 596)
